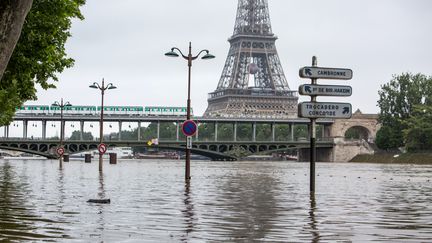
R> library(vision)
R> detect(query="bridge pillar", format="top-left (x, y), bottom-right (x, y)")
top-left (42, 120), bottom-right (47, 139)
top-left (214, 122), bottom-right (218, 141)
top-left (118, 121), bottom-right (122, 141)
top-left (290, 124), bottom-right (294, 141)
top-left (23, 120), bottom-right (28, 138)
top-left (4, 126), bottom-right (9, 138)
top-left (252, 122), bottom-right (256, 142)
top-left (176, 121), bottom-right (179, 141)
top-left (79, 121), bottom-right (84, 140)
top-left (157, 121), bottom-right (160, 140)
top-left (271, 123), bottom-right (275, 142)
top-left (234, 122), bottom-right (237, 142)
top-left (138, 121), bottom-right (141, 141)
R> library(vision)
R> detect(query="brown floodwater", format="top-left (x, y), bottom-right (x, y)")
top-left (0, 158), bottom-right (431, 242)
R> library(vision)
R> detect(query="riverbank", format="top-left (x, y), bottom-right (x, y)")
top-left (350, 153), bottom-right (432, 163)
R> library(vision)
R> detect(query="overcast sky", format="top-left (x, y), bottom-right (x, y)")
top-left (29, 0), bottom-right (432, 116)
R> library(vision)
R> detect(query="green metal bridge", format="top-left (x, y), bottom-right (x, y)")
top-left (1, 114), bottom-right (335, 160)
top-left (0, 139), bottom-right (334, 161)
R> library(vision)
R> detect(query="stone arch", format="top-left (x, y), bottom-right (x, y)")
top-left (330, 109), bottom-right (380, 142)
top-left (344, 125), bottom-right (371, 140)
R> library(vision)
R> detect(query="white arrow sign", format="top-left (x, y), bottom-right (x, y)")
top-left (299, 67), bottom-right (353, 80)
top-left (298, 102), bottom-right (352, 119)
top-left (299, 84), bottom-right (352, 97)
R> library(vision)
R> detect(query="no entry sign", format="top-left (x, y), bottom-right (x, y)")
top-left (182, 120), bottom-right (197, 137)
top-left (56, 147), bottom-right (65, 156)
top-left (98, 143), bottom-right (107, 154)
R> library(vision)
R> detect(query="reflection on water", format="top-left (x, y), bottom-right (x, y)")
top-left (308, 193), bottom-right (320, 243)
top-left (212, 170), bottom-right (279, 241)
top-left (0, 159), bottom-right (431, 242)
top-left (0, 160), bottom-right (62, 241)
top-left (180, 182), bottom-right (195, 242)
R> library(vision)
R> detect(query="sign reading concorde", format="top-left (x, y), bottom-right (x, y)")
top-left (299, 84), bottom-right (352, 97)
top-left (299, 67), bottom-right (353, 80)
top-left (298, 102), bottom-right (352, 119)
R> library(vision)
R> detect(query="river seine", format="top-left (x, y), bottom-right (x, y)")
top-left (0, 159), bottom-right (431, 242)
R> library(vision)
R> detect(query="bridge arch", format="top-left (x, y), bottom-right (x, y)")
top-left (330, 109), bottom-right (380, 142)
top-left (344, 125), bottom-right (371, 140)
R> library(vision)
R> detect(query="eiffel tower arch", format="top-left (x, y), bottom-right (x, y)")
top-left (204, 0), bottom-right (298, 119)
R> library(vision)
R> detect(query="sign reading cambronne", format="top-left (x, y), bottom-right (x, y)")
top-left (299, 67), bottom-right (353, 80)
top-left (299, 84), bottom-right (352, 97)
top-left (298, 102), bottom-right (352, 119)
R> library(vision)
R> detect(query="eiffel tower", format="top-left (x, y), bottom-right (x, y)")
top-left (204, 0), bottom-right (298, 119)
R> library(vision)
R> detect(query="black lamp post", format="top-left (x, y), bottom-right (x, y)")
top-left (165, 42), bottom-right (215, 181)
top-left (89, 78), bottom-right (117, 172)
top-left (52, 98), bottom-right (72, 169)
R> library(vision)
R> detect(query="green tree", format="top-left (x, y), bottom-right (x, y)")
top-left (0, 0), bottom-right (85, 125)
top-left (377, 73), bottom-right (432, 149)
top-left (69, 130), bottom-right (93, 140)
top-left (294, 124), bottom-right (308, 140)
top-left (403, 105), bottom-right (432, 152)
top-left (375, 125), bottom-right (400, 150)
top-left (256, 123), bottom-right (271, 141)
top-left (217, 123), bottom-right (234, 141)
top-left (198, 122), bottom-right (215, 141)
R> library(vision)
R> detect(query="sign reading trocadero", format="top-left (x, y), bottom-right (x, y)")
top-left (298, 102), bottom-right (352, 119)
top-left (299, 67), bottom-right (353, 80)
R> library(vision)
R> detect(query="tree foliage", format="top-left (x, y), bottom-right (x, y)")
top-left (403, 105), bottom-right (432, 152)
top-left (0, 0), bottom-right (85, 125)
top-left (376, 73), bottom-right (432, 150)
top-left (69, 130), bottom-right (93, 140)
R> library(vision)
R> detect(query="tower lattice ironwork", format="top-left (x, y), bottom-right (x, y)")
top-left (204, 0), bottom-right (298, 119)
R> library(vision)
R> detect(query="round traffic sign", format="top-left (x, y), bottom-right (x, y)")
top-left (98, 143), bottom-right (107, 154)
top-left (56, 147), bottom-right (65, 156)
top-left (182, 120), bottom-right (198, 137)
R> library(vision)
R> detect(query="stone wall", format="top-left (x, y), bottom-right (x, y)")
top-left (331, 138), bottom-right (375, 162)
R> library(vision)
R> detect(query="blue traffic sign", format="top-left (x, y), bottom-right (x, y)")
top-left (182, 120), bottom-right (198, 137)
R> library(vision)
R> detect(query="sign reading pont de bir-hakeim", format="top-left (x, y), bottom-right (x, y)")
top-left (299, 84), bottom-right (352, 97)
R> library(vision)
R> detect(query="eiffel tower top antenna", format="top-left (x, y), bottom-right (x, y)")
top-left (233, 0), bottom-right (273, 36)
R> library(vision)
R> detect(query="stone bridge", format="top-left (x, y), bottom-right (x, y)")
top-left (329, 110), bottom-right (380, 161)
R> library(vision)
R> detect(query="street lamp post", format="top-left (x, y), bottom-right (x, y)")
top-left (89, 78), bottom-right (117, 172)
top-left (165, 42), bottom-right (215, 181)
top-left (52, 98), bottom-right (72, 169)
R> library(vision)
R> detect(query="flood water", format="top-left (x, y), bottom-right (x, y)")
top-left (0, 159), bottom-right (431, 242)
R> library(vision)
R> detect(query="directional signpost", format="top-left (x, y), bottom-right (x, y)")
top-left (298, 56), bottom-right (353, 194)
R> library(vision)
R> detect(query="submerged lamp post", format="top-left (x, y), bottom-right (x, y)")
top-left (165, 42), bottom-right (215, 181)
top-left (89, 78), bottom-right (117, 172)
top-left (52, 98), bottom-right (72, 169)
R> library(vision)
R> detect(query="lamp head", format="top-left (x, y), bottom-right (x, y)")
top-left (52, 102), bottom-right (59, 107)
top-left (165, 50), bottom-right (179, 57)
top-left (202, 52), bottom-right (215, 60)
top-left (89, 83), bottom-right (98, 89)
top-left (64, 102), bottom-right (72, 107)
top-left (108, 84), bottom-right (117, 90)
